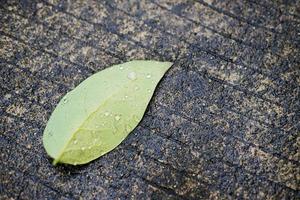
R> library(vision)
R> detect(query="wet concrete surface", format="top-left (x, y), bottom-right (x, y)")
top-left (0, 0), bottom-right (299, 199)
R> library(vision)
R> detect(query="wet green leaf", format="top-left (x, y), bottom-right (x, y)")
top-left (43, 60), bottom-right (172, 165)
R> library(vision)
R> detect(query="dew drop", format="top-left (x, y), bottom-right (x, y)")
top-left (74, 162), bottom-right (77, 165)
top-left (119, 66), bottom-right (124, 70)
top-left (48, 131), bottom-right (53, 137)
top-left (135, 86), bottom-right (139, 91)
top-left (122, 95), bottom-right (128, 101)
top-left (133, 115), bottom-right (139, 122)
top-left (126, 125), bottom-right (131, 132)
top-left (81, 147), bottom-right (85, 151)
top-left (73, 140), bottom-right (78, 144)
top-left (104, 111), bottom-right (110, 116)
top-left (127, 71), bottom-right (137, 80)
top-left (147, 89), bottom-right (151, 93)
top-left (146, 73), bottom-right (151, 78)
top-left (88, 146), bottom-right (92, 150)
top-left (94, 138), bottom-right (98, 143)
top-left (62, 97), bottom-right (68, 103)
top-left (115, 115), bottom-right (121, 121)
top-left (95, 125), bottom-right (99, 129)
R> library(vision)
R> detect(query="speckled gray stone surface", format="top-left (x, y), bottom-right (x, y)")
top-left (0, 0), bottom-right (299, 199)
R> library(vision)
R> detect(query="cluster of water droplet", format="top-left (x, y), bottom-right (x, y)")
top-left (69, 70), bottom-right (155, 165)
top-left (126, 71), bottom-right (152, 80)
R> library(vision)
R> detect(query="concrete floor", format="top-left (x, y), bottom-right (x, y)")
top-left (1, 0), bottom-right (299, 199)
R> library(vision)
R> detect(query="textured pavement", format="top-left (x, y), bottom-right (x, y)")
top-left (0, 0), bottom-right (299, 199)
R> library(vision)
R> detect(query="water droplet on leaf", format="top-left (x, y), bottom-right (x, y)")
top-left (48, 131), bottom-right (53, 137)
top-left (115, 115), bottom-right (121, 121)
top-left (126, 125), bottom-right (131, 132)
top-left (62, 97), bottom-right (68, 103)
top-left (127, 72), bottom-right (137, 80)
top-left (133, 115), bottom-right (139, 122)
top-left (146, 74), bottom-right (151, 78)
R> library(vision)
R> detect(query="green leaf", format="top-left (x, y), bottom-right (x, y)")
top-left (42, 60), bottom-right (172, 165)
